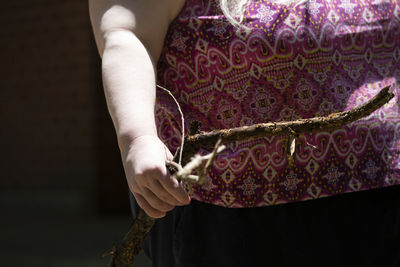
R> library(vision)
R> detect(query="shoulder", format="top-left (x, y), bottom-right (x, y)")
top-left (89, 0), bottom-right (186, 58)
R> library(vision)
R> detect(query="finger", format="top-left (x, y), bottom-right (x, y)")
top-left (148, 179), bottom-right (183, 206)
top-left (158, 175), bottom-right (190, 204)
top-left (128, 178), bottom-right (141, 195)
top-left (141, 187), bottom-right (175, 212)
top-left (134, 193), bottom-right (166, 218)
top-left (140, 163), bottom-right (190, 205)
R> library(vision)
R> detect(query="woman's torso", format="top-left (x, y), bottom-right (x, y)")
top-left (155, 0), bottom-right (400, 207)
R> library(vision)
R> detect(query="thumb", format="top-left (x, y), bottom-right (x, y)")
top-left (164, 145), bottom-right (174, 161)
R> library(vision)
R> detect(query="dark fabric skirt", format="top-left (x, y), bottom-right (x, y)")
top-left (130, 185), bottom-right (400, 267)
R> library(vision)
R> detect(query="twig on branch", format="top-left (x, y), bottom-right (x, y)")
top-left (167, 139), bottom-right (225, 184)
top-left (156, 84), bottom-right (185, 165)
top-left (107, 85), bottom-right (394, 267)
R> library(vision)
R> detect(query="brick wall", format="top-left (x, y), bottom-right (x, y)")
top-left (0, 0), bottom-right (129, 213)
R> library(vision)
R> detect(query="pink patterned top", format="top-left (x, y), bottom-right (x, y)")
top-left (155, 0), bottom-right (400, 208)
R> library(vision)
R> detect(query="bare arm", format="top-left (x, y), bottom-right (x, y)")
top-left (89, 0), bottom-right (189, 218)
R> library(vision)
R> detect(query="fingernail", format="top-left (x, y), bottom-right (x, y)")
top-left (179, 198), bottom-right (190, 205)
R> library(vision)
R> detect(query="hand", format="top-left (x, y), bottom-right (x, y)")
top-left (121, 135), bottom-right (190, 218)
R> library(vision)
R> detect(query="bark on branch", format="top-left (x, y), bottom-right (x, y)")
top-left (106, 209), bottom-right (155, 267)
top-left (181, 85), bottom-right (394, 164)
top-left (106, 85), bottom-right (394, 267)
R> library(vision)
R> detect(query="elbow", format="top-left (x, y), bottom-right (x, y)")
top-left (102, 29), bottom-right (136, 55)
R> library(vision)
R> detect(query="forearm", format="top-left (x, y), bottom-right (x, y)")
top-left (89, 0), bottom-right (189, 218)
top-left (102, 30), bottom-right (158, 147)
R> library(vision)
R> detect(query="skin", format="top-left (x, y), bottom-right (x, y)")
top-left (88, 0), bottom-right (189, 218)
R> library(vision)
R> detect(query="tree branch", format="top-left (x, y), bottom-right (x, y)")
top-left (107, 85), bottom-right (394, 266)
top-left (106, 210), bottom-right (155, 267)
top-left (180, 85), bottom-right (393, 164)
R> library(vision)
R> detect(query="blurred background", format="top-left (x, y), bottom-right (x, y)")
top-left (0, 1), bottom-right (151, 266)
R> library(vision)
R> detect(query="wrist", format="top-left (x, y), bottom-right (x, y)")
top-left (117, 130), bottom-right (158, 151)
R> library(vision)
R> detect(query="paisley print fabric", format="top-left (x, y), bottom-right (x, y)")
top-left (155, 0), bottom-right (400, 208)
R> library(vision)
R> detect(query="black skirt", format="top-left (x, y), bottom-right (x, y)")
top-left (130, 185), bottom-right (400, 267)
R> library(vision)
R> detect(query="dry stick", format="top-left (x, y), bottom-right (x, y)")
top-left (168, 139), bottom-right (226, 184)
top-left (180, 85), bottom-right (394, 164)
top-left (107, 85), bottom-right (394, 267)
top-left (106, 210), bottom-right (155, 267)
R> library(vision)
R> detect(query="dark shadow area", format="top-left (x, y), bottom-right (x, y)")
top-left (0, 1), bottom-right (149, 266)
top-left (0, 192), bottom-right (151, 267)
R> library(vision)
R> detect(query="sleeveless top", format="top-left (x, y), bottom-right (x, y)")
top-left (155, 0), bottom-right (400, 208)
